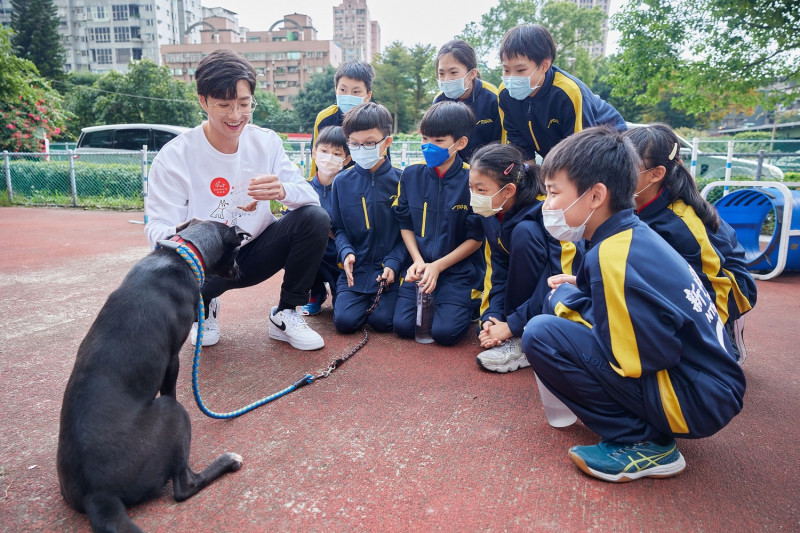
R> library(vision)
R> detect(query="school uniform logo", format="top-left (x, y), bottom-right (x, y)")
top-left (548, 118), bottom-right (560, 128)
top-left (452, 204), bottom-right (469, 210)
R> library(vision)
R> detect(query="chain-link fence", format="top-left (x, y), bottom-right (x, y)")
top-left (4, 139), bottom-right (799, 209)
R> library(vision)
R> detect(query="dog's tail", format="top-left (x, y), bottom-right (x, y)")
top-left (84, 493), bottom-right (143, 533)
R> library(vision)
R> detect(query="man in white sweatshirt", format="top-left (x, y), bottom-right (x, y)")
top-left (145, 49), bottom-right (330, 350)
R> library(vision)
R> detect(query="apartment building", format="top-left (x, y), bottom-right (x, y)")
top-left (160, 11), bottom-right (342, 110)
top-left (332, 0), bottom-right (379, 63)
top-left (569, 0), bottom-right (610, 58)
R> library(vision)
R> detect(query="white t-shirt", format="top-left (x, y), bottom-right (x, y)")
top-left (145, 123), bottom-right (319, 248)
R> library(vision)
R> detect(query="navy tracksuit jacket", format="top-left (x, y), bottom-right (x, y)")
top-left (637, 187), bottom-right (756, 324)
top-left (306, 174), bottom-right (341, 303)
top-left (479, 196), bottom-right (582, 337)
top-left (433, 79), bottom-right (504, 162)
top-left (522, 209), bottom-right (746, 442)
top-left (330, 158), bottom-right (406, 333)
top-left (499, 65), bottom-right (626, 160)
top-left (393, 157), bottom-right (485, 345)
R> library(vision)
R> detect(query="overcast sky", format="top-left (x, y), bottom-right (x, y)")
top-left (217, 0), bottom-right (624, 58)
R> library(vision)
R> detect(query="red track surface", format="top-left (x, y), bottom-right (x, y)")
top-left (0, 206), bottom-right (798, 531)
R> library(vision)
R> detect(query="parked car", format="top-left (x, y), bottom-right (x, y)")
top-left (627, 123), bottom-right (784, 181)
top-left (74, 124), bottom-right (191, 162)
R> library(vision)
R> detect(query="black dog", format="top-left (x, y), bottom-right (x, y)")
top-left (57, 220), bottom-right (248, 532)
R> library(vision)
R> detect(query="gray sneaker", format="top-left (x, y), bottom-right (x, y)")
top-left (476, 338), bottom-right (529, 373)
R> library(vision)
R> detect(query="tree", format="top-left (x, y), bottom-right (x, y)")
top-left (64, 60), bottom-right (200, 133)
top-left (372, 42), bottom-right (415, 133)
top-left (0, 26), bottom-right (69, 151)
top-left (292, 66), bottom-right (336, 132)
top-left (408, 44), bottom-right (437, 128)
top-left (459, 0), bottom-right (605, 83)
top-left (10, 0), bottom-right (65, 81)
top-left (606, 0), bottom-right (800, 116)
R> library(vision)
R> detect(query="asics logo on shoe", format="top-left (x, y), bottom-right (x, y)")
top-left (270, 314), bottom-right (287, 331)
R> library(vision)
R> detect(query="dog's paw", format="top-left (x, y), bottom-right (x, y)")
top-left (224, 452), bottom-right (243, 472)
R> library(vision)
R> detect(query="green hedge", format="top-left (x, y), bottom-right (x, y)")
top-left (3, 160), bottom-right (143, 207)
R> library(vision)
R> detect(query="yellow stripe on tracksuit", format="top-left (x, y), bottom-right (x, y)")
top-left (598, 229), bottom-right (689, 434)
top-left (553, 302), bottom-right (593, 329)
top-left (552, 72), bottom-right (584, 133)
top-left (480, 241), bottom-right (493, 317)
top-left (361, 197), bottom-right (370, 229)
top-left (309, 105), bottom-right (340, 178)
top-left (421, 202), bottom-right (427, 238)
top-left (668, 200), bottom-right (746, 324)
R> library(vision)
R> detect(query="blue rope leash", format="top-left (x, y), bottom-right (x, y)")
top-left (175, 243), bottom-right (382, 420)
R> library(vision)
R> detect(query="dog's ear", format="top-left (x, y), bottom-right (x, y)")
top-left (234, 226), bottom-right (252, 244)
top-left (175, 218), bottom-right (204, 233)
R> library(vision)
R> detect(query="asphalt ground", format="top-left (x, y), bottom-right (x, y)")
top-left (0, 206), bottom-right (798, 531)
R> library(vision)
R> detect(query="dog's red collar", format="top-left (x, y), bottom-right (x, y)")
top-left (169, 236), bottom-right (205, 270)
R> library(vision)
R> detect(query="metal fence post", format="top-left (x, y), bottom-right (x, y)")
top-left (68, 149), bottom-right (77, 207)
top-left (755, 150), bottom-right (765, 181)
top-left (690, 137), bottom-right (699, 179)
top-left (724, 140), bottom-right (734, 181)
top-left (4, 150), bottom-right (13, 203)
top-left (141, 145), bottom-right (148, 224)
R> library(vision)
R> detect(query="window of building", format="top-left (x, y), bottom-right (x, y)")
top-left (132, 48), bottom-right (142, 60)
top-left (287, 66), bottom-right (298, 73)
top-left (288, 81), bottom-right (298, 87)
top-left (92, 5), bottom-right (108, 21)
top-left (112, 5), bottom-right (128, 21)
top-left (114, 26), bottom-right (130, 42)
top-left (130, 26), bottom-right (141, 39)
top-left (90, 27), bottom-right (111, 43)
top-left (278, 95), bottom-right (287, 102)
top-left (316, 51), bottom-right (326, 58)
top-left (129, 5), bottom-right (140, 18)
top-left (116, 48), bottom-right (131, 63)
top-left (287, 51), bottom-right (300, 60)
top-left (276, 81), bottom-right (287, 88)
top-left (94, 48), bottom-right (113, 64)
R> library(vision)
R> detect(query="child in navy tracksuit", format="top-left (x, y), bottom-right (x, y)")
top-left (624, 124), bottom-right (756, 362)
top-left (498, 24), bottom-right (625, 161)
top-left (301, 126), bottom-right (351, 316)
top-left (433, 40), bottom-right (503, 162)
top-left (468, 143), bottom-right (582, 373)
top-left (522, 127), bottom-right (745, 483)
top-left (393, 101), bottom-right (485, 345)
top-left (330, 102), bottom-right (406, 333)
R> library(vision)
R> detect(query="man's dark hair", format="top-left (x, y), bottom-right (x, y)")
top-left (334, 60), bottom-right (375, 92)
top-left (499, 24), bottom-right (557, 64)
top-left (420, 101), bottom-right (475, 141)
top-left (316, 126), bottom-right (350, 156)
top-left (195, 49), bottom-right (256, 100)
top-left (542, 126), bottom-right (640, 212)
top-left (342, 102), bottom-right (393, 137)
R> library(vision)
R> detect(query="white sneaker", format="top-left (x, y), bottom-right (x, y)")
top-left (269, 306), bottom-right (324, 350)
top-left (190, 298), bottom-right (220, 346)
top-left (476, 338), bottom-right (529, 373)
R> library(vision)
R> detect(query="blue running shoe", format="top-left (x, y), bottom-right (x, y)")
top-left (301, 294), bottom-right (326, 316)
top-left (568, 439), bottom-right (686, 482)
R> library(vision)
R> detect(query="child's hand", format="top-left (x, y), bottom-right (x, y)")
top-left (405, 261), bottom-right (426, 283)
top-left (547, 274), bottom-right (577, 290)
top-left (377, 267), bottom-right (395, 285)
top-left (418, 261), bottom-right (442, 294)
top-left (479, 317), bottom-right (512, 348)
top-left (344, 253), bottom-right (356, 287)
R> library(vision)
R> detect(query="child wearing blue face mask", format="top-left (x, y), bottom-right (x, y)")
top-left (498, 24), bottom-right (626, 162)
top-left (433, 40), bottom-right (504, 163)
top-left (310, 60), bottom-right (374, 178)
top-left (329, 102), bottom-right (407, 334)
top-left (392, 101), bottom-right (486, 346)
top-left (522, 126), bottom-right (745, 483)
top-left (469, 143), bottom-right (583, 373)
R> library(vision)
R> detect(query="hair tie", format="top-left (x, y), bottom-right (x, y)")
top-left (503, 163), bottom-right (514, 175)
top-left (668, 142), bottom-right (678, 161)
top-left (523, 163), bottom-right (530, 171)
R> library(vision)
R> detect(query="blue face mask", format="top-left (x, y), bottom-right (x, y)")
top-left (336, 94), bottom-right (365, 114)
top-left (438, 71), bottom-right (472, 100)
top-left (421, 142), bottom-right (456, 168)
top-left (502, 67), bottom-right (544, 101)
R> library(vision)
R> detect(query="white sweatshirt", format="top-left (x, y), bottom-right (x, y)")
top-left (145, 123), bottom-right (319, 248)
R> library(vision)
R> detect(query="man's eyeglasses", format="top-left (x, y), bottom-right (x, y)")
top-left (347, 136), bottom-right (387, 150)
top-left (207, 99), bottom-right (258, 117)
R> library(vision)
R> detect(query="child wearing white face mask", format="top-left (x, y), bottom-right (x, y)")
top-left (301, 126), bottom-right (352, 316)
top-left (523, 126), bottom-right (745, 484)
top-left (433, 40), bottom-right (504, 163)
top-left (498, 24), bottom-right (626, 162)
top-left (469, 143), bottom-right (582, 373)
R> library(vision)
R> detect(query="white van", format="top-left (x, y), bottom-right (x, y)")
top-left (75, 124), bottom-right (191, 161)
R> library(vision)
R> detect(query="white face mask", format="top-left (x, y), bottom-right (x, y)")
top-left (315, 152), bottom-right (345, 177)
top-left (634, 180), bottom-right (656, 199)
top-left (542, 189), bottom-right (595, 242)
top-left (350, 140), bottom-right (385, 170)
top-left (470, 185), bottom-right (508, 217)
